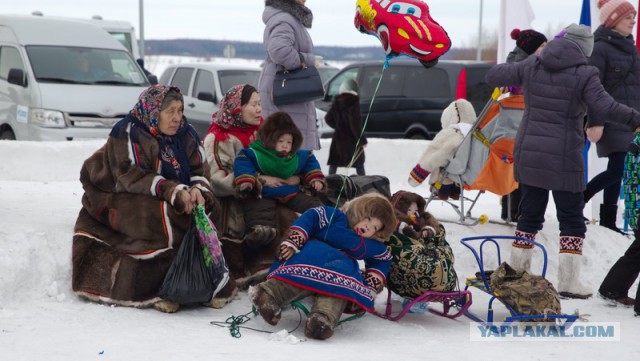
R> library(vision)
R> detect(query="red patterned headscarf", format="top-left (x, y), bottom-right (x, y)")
top-left (206, 84), bottom-right (262, 147)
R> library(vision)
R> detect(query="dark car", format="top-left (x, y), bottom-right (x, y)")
top-left (316, 58), bottom-right (493, 139)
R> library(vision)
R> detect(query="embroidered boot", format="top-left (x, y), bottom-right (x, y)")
top-left (510, 230), bottom-right (535, 273)
top-left (557, 236), bottom-right (593, 299)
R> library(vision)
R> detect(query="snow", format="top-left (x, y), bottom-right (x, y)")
top-left (0, 138), bottom-right (638, 361)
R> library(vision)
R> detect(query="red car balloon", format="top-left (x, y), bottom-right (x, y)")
top-left (355, 0), bottom-right (451, 68)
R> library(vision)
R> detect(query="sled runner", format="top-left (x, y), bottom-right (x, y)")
top-left (371, 288), bottom-right (472, 321)
top-left (460, 235), bottom-right (579, 326)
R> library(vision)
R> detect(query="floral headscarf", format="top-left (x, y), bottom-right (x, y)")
top-left (130, 84), bottom-right (185, 136)
top-left (111, 84), bottom-right (193, 184)
top-left (206, 84), bottom-right (262, 147)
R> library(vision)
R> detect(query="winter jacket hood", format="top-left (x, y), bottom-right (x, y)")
top-left (539, 37), bottom-right (588, 71)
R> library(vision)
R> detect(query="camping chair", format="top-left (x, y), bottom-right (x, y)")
top-left (460, 235), bottom-right (579, 326)
top-left (371, 288), bottom-right (472, 321)
top-left (425, 88), bottom-right (523, 226)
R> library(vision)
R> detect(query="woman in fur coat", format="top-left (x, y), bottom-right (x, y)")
top-left (325, 78), bottom-right (367, 175)
top-left (259, 0), bottom-right (320, 150)
top-left (72, 85), bottom-right (223, 313)
top-left (203, 85), bottom-right (298, 291)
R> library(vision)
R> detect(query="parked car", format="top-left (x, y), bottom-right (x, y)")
top-left (315, 58), bottom-right (493, 140)
top-left (0, 15), bottom-right (152, 141)
top-left (159, 63), bottom-right (261, 138)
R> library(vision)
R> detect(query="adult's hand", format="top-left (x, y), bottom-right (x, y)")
top-left (585, 126), bottom-right (603, 143)
top-left (175, 189), bottom-right (195, 214)
top-left (189, 187), bottom-right (205, 205)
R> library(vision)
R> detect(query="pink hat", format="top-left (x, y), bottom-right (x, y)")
top-left (598, 0), bottom-right (637, 28)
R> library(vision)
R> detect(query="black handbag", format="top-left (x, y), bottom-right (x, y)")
top-left (272, 53), bottom-right (324, 106)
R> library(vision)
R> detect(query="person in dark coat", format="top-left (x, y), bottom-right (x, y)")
top-left (486, 24), bottom-right (640, 299)
top-left (325, 78), bottom-right (367, 175)
top-left (501, 28), bottom-right (548, 222)
top-left (584, 0), bottom-right (640, 234)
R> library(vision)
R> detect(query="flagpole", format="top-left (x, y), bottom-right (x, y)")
top-left (477, 0), bottom-right (484, 60)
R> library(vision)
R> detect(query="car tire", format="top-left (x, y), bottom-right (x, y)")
top-left (0, 128), bottom-right (16, 140)
top-left (377, 24), bottom-right (392, 55)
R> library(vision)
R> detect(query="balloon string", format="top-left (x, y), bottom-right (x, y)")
top-left (322, 63), bottom-right (387, 241)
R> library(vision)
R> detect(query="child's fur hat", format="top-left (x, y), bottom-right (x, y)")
top-left (341, 193), bottom-right (397, 242)
top-left (257, 112), bottom-right (303, 152)
top-left (390, 190), bottom-right (440, 237)
top-left (440, 99), bottom-right (476, 129)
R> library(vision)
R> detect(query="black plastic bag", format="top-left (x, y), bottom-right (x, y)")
top-left (159, 206), bottom-right (229, 305)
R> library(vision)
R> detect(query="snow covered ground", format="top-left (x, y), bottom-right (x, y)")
top-left (0, 138), bottom-right (638, 361)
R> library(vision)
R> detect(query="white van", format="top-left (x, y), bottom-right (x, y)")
top-left (0, 15), bottom-right (151, 140)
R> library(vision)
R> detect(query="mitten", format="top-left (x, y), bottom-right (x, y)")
top-left (629, 142), bottom-right (640, 155)
top-left (363, 271), bottom-right (385, 293)
top-left (408, 163), bottom-right (430, 187)
top-left (400, 224), bottom-right (420, 239)
top-left (420, 225), bottom-right (437, 239)
top-left (235, 182), bottom-right (253, 199)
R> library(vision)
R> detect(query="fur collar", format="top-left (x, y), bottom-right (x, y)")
top-left (266, 0), bottom-right (313, 28)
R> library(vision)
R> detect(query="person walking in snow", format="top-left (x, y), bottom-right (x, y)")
top-left (486, 24), bottom-right (640, 299)
top-left (249, 193), bottom-right (396, 340)
top-left (325, 78), bottom-right (367, 175)
top-left (583, 0), bottom-right (640, 235)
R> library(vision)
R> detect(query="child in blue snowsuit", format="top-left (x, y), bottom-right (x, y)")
top-left (234, 112), bottom-right (326, 248)
top-left (249, 193), bottom-right (397, 340)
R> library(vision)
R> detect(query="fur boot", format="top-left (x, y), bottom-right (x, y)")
top-left (243, 225), bottom-right (277, 249)
top-left (153, 300), bottom-right (180, 313)
top-left (557, 236), bottom-right (592, 299)
top-left (510, 230), bottom-right (535, 273)
top-left (248, 285), bottom-right (282, 326)
top-left (305, 312), bottom-right (335, 340)
top-left (207, 277), bottom-right (238, 309)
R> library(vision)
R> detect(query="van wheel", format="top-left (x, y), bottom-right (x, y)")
top-left (377, 25), bottom-right (392, 55)
top-left (408, 132), bottom-right (427, 140)
top-left (0, 128), bottom-right (16, 140)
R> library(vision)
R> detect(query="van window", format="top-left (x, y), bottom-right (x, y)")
top-left (0, 46), bottom-right (24, 79)
top-left (404, 67), bottom-right (450, 98)
top-left (26, 46), bottom-right (147, 85)
top-left (108, 32), bottom-right (134, 56)
top-left (171, 68), bottom-right (194, 96)
top-left (327, 67), bottom-right (359, 99)
top-left (193, 69), bottom-right (216, 98)
top-left (361, 65), bottom-right (405, 98)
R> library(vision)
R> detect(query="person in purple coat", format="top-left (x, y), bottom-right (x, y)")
top-left (486, 24), bottom-right (640, 299)
top-left (249, 193), bottom-right (397, 340)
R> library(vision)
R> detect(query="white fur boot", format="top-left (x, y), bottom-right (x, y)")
top-left (510, 230), bottom-right (535, 273)
top-left (557, 236), bottom-right (592, 299)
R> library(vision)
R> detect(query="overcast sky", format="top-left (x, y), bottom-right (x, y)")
top-left (6, 0), bottom-right (586, 48)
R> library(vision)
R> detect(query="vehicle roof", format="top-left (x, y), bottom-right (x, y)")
top-left (343, 58), bottom-right (494, 68)
top-left (0, 15), bottom-right (127, 50)
top-left (166, 62), bottom-right (261, 71)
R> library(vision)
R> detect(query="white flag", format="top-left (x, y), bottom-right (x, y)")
top-left (497, 0), bottom-right (535, 63)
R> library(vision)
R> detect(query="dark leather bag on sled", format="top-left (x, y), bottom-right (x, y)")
top-left (319, 174), bottom-right (391, 207)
